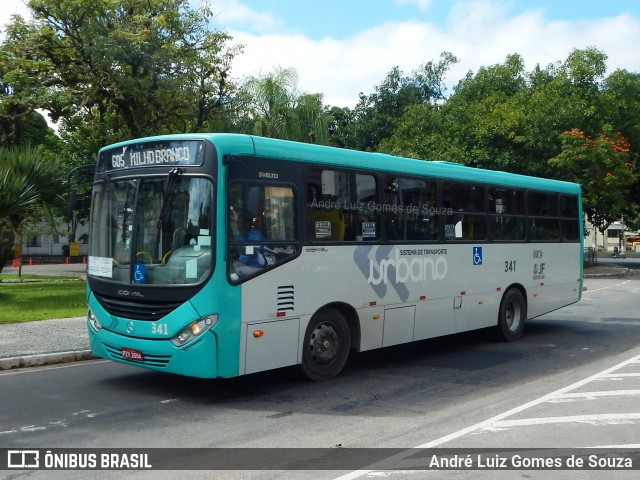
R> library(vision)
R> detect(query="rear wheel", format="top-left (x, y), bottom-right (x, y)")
top-left (301, 308), bottom-right (350, 381)
top-left (496, 288), bottom-right (526, 341)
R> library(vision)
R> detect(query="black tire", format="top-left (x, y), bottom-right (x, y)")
top-left (301, 308), bottom-right (351, 381)
top-left (496, 288), bottom-right (526, 342)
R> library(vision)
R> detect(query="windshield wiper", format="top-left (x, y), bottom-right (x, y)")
top-left (156, 167), bottom-right (182, 229)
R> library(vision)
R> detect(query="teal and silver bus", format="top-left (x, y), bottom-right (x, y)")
top-left (86, 134), bottom-right (583, 380)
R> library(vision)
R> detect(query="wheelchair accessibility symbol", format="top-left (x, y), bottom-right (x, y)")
top-left (473, 246), bottom-right (483, 265)
top-left (133, 264), bottom-right (146, 283)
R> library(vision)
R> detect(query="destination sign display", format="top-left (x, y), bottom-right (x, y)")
top-left (98, 140), bottom-right (205, 172)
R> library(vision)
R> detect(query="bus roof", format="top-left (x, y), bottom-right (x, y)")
top-left (102, 133), bottom-right (581, 195)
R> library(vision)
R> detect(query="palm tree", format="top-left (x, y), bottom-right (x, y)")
top-left (0, 146), bottom-right (64, 272)
top-left (242, 67), bottom-right (330, 144)
top-left (291, 93), bottom-right (329, 144)
top-left (243, 67), bottom-right (299, 139)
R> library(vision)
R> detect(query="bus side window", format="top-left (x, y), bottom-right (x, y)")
top-left (306, 169), bottom-right (343, 241)
top-left (384, 176), bottom-right (438, 241)
top-left (443, 182), bottom-right (486, 241)
top-left (560, 195), bottom-right (579, 241)
top-left (306, 168), bottom-right (379, 242)
top-left (527, 192), bottom-right (560, 241)
top-left (353, 173), bottom-right (378, 241)
top-left (228, 182), bottom-right (298, 282)
top-left (488, 187), bottom-right (525, 241)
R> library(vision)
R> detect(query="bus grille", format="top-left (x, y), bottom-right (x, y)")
top-left (277, 285), bottom-right (294, 313)
top-left (94, 293), bottom-right (182, 321)
top-left (103, 343), bottom-right (171, 368)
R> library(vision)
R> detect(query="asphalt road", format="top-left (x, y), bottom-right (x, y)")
top-left (1, 273), bottom-right (639, 479)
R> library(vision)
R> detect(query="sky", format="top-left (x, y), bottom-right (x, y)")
top-left (2, 0), bottom-right (640, 108)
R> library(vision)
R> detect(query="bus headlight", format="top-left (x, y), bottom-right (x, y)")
top-left (88, 309), bottom-right (102, 332)
top-left (170, 315), bottom-right (218, 347)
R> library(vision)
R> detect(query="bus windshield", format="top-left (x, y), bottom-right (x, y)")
top-left (88, 175), bottom-right (214, 285)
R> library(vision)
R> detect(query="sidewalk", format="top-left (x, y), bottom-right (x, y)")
top-left (0, 317), bottom-right (93, 369)
top-left (1, 263), bottom-right (93, 370)
top-left (583, 263), bottom-right (633, 278)
top-left (1, 261), bottom-right (87, 278)
top-left (0, 263), bottom-right (633, 372)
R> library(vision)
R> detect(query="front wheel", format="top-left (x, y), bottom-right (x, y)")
top-left (301, 308), bottom-right (351, 381)
top-left (496, 288), bottom-right (526, 342)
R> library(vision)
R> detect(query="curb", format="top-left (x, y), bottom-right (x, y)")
top-left (0, 350), bottom-right (95, 371)
top-left (0, 277), bottom-right (85, 284)
top-left (583, 268), bottom-right (632, 279)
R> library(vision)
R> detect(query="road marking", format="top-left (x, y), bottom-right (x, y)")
top-left (551, 390), bottom-right (640, 400)
top-left (591, 444), bottom-right (640, 448)
top-left (333, 353), bottom-right (640, 480)
top-left (0, 425), bottom-right (47, 435)
top-left (487, 413), bottom-right (640, 429)
top-left (583, 279), bottom-right (631, 293)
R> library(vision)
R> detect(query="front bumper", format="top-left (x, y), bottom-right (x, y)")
top-left (88, 324), bottom-right (218, 378)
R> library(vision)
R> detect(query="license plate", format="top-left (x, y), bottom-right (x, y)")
top-left (121, 348), bottom-right (144, 361)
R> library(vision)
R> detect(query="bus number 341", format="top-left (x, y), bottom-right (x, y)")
top-left (505, 260), bottom-right (516, 272)
top-left (151, 323), bottom-right (168, 335)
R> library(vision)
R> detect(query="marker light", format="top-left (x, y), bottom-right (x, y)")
top-left (171, 315), bottom-right (218, 347)
top-left (88, 309), bottom-right (102, 332)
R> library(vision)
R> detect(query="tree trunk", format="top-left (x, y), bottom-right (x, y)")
top-left (0, 228), bottom-right (15, 274)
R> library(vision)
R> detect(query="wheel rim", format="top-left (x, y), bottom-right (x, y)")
top-left (308, 322), bottom-right (339, 365)
top-left (505, 300), bottom-right (522, 332)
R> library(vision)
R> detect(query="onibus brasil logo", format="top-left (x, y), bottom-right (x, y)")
top-left (354, 246), bottom-right (448, 302)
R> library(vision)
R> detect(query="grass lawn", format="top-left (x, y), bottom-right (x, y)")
top-left (0, 277), bottom-right (87, 324)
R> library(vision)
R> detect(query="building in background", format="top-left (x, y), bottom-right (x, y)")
top-left (585, 218), bottom-right (637, 252)
top-left (14, 221), bottom-right (89, 262)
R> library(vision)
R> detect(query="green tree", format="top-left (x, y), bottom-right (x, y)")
top-left (241, 67), bottom-right (329, 143)
top-left (346, 67), bottom-right (420, 152)
top-left (384, 48), bottom-right (640, 228)
top-left (2, 0), bottom-right (240, 157)
top-left (291, 93), bottom-right (329, 144)
top-left (0, 49), bottom-right (56, 149)
top-left (602, 70), bottom-right (640, 152)
top-left (1, 0), bottom-right (241, 240)
top-left (380, 53), bottom-right (526, 166)
top-left (601, 69), bottom-right (640, 228)
top-left (380, 48), bottom-right (625, 177)
top-left (243, 67), bottom-right (299, 139)
top-left (549, 127), bottom-right (635, 231)
top-left (348, 66), bottom-right (420, 151)
top-left (0, 146), bottom-right (64, 272)
top-left (378, 102), bottom-right (452, 160)
top-left (346, 52), bottom-right (458, 152)
top-left (0, 22), bottom-right (43, 148)
top-left (326, 106), bottom-right (354, 148)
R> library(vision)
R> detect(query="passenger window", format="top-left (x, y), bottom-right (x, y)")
top-left (384, 176), bottom-right (439, 241)
top-left (489, 187), bottom-right (525, 215)
top-left (560, 195), bottom-right (580, 241)
top-left (528, 192), bottom-right (558, 217)
top-left (527, 191), bottom-right (560, 241)
top-left (442, 182), bottom-right (486, 241)
top-left (306, 168), bottom-right (379, 241)
top-left (228, 182), bottom-right (297, 283)
top-left (488, 187), bottom-right (525, 241)
top-left (560, 195), bottom-right (578, 217)
top-left (528, 217), bottom-right (560, 241)
top-left (561, 219), bottom-right (579, 241)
